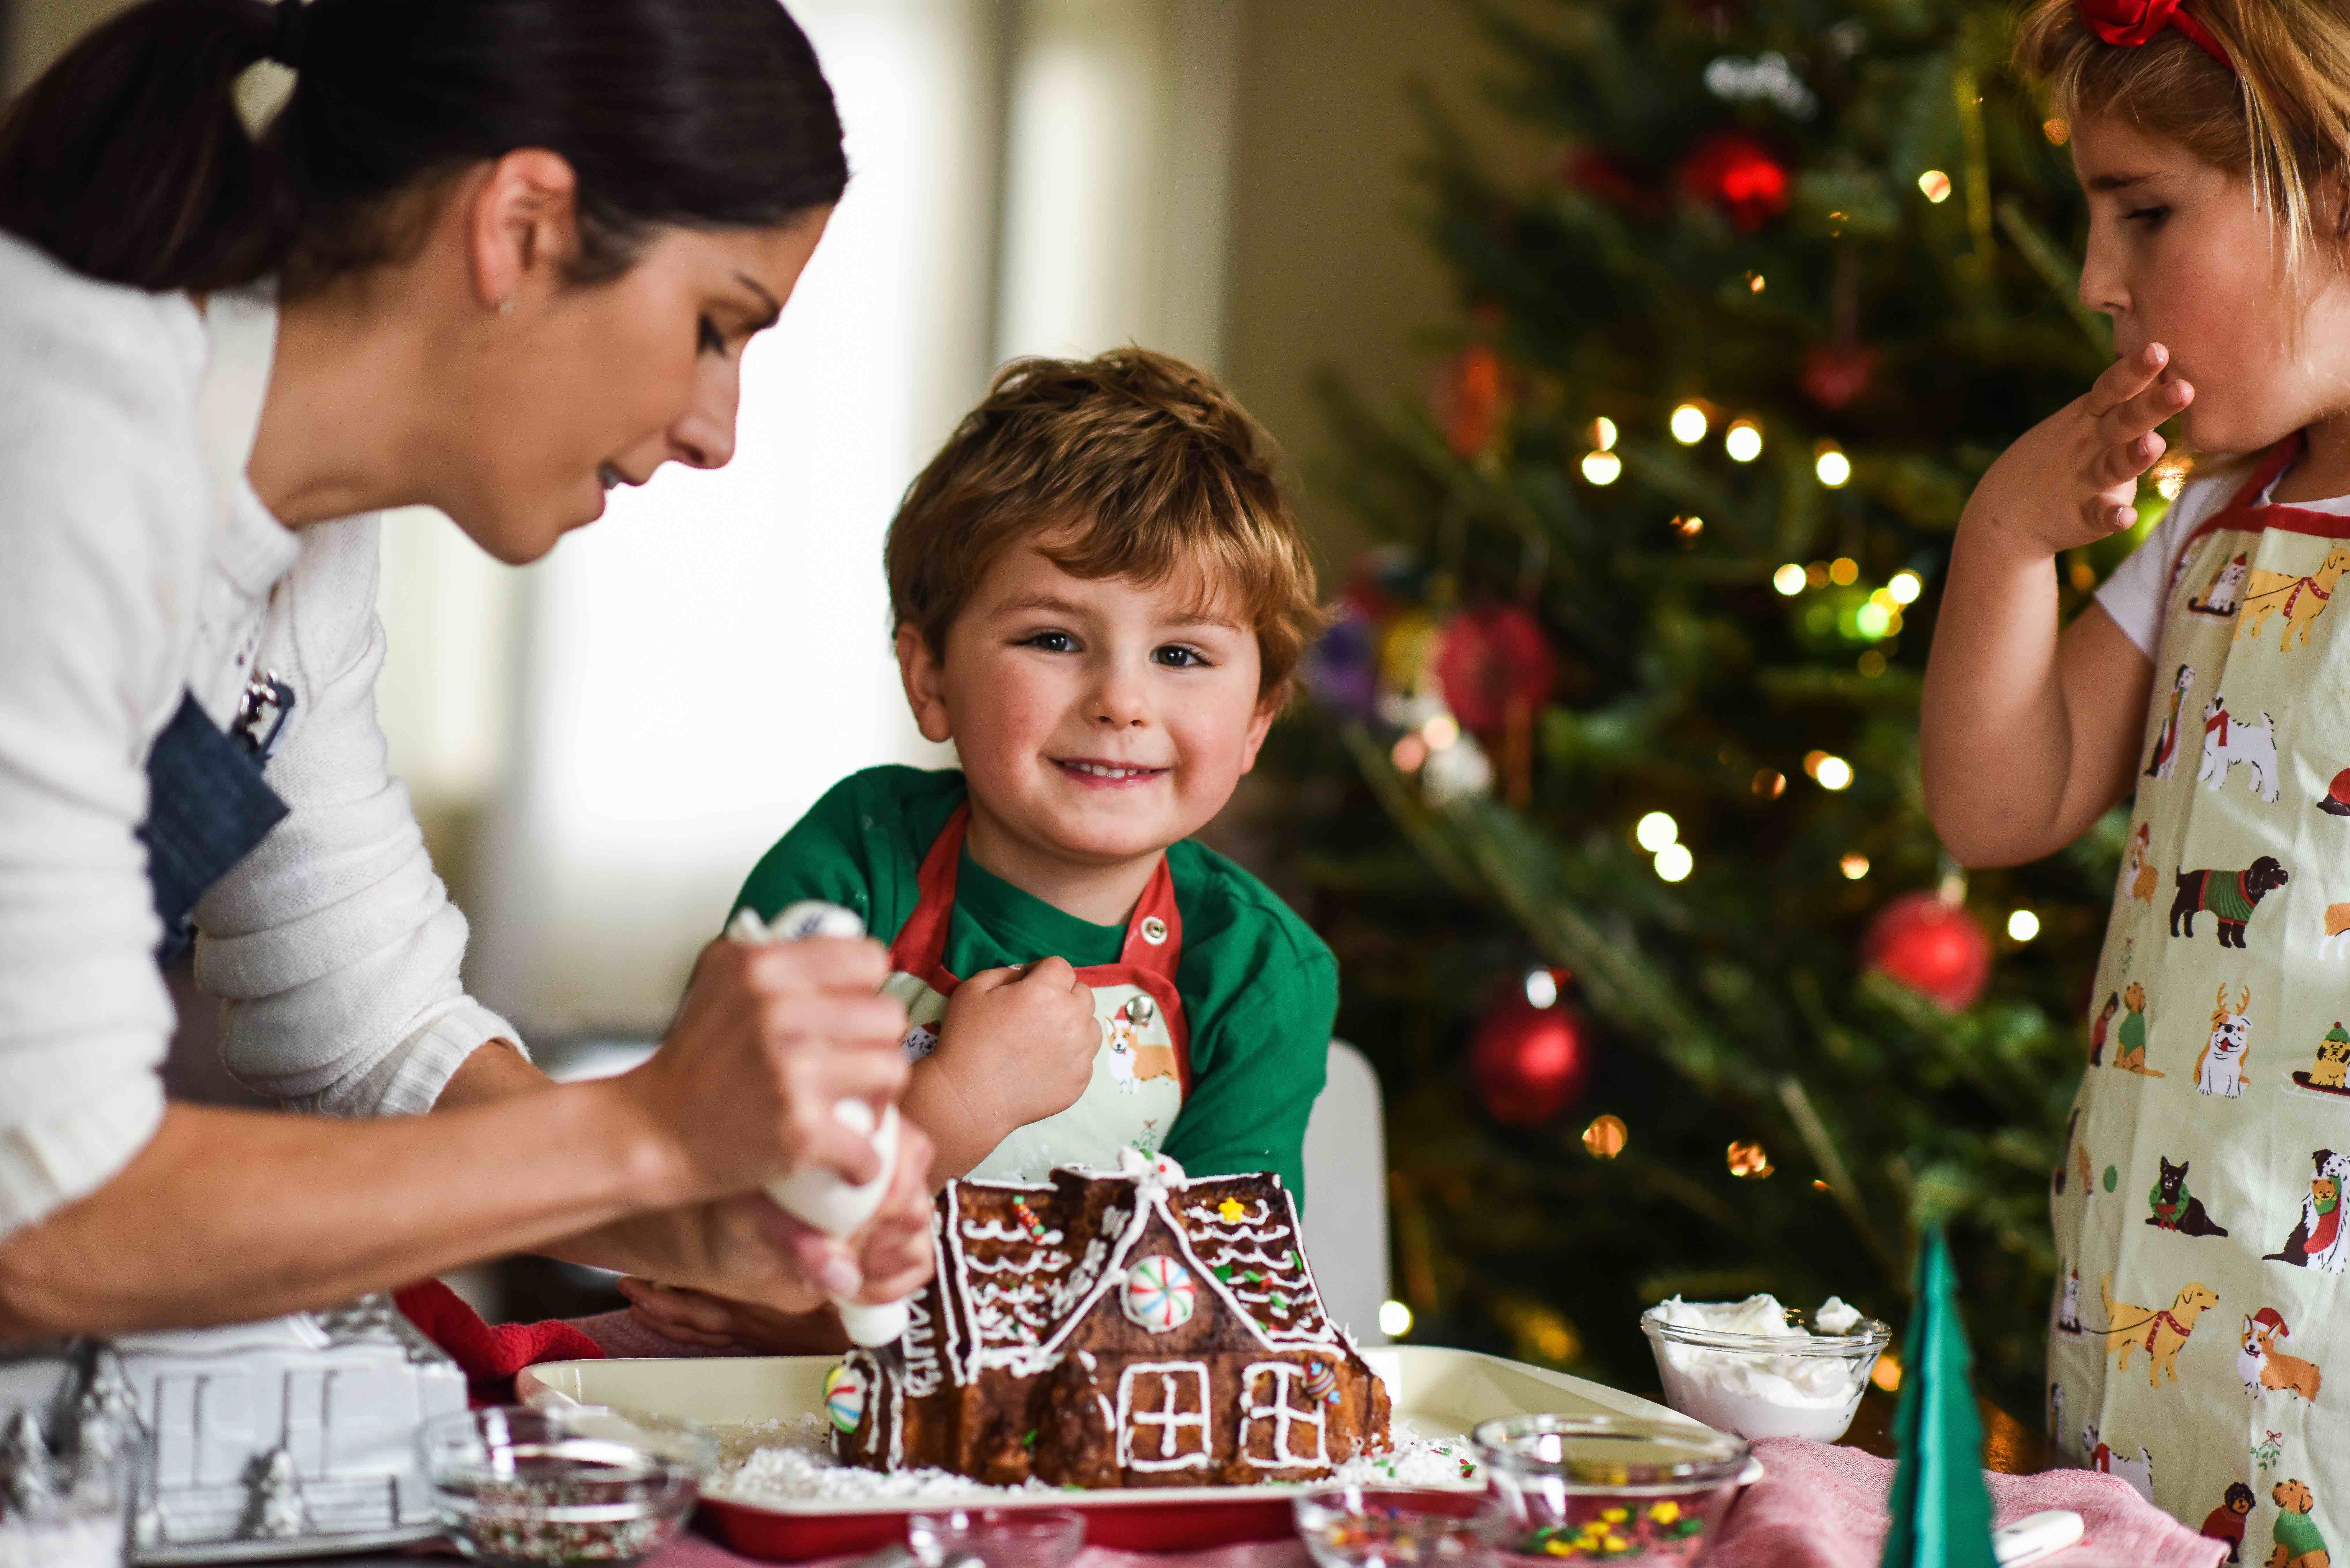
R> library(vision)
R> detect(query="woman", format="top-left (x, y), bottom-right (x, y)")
top-left (0, 0), bottom-right (934, 1333)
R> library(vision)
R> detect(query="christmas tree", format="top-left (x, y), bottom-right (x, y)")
top-left (1260, 0), bottom-right (2162, 1417)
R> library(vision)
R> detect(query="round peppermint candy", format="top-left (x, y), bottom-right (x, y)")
top-left (822, 1362), bottom-right (865, 1433)
top-left (1122, 1255), bottom-right (1198, 1333)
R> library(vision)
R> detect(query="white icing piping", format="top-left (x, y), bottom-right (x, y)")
top-left (961, 1218), bottom-right (1067, 1244)
top-left (1238, 1361), bottom-right (1330, 1469)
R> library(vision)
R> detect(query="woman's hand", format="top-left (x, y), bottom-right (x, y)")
top-left (611, 934), bottom-right (912, 1201)
top-left (612, 1117), bottom-right (940, 1352)
top-left (903, 960), bottom-right (1098, 1182)
top-left (1961, 342), bottom-right (2193, 554)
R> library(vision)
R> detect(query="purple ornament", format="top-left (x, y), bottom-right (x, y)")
top-left (1307, 609), bottom-right (1380, 719)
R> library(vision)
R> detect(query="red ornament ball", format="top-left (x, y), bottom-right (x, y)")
top-left (1863, 893), bottom-right (1994, 1012)
top-left (1800, 344), bottom-right (1882, 411)
top-left (1472, 982), bottom-right (1593, 1127)
top-left (1438, 343), bottom-right (1506, 460)
top-left (1678, 131), bottom-right (1791, 232)
top-left (1436, 605), bottom-right (1557, 734)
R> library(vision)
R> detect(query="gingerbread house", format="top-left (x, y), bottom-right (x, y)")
top-left (829, 1151), bottom-right (1389, 1487)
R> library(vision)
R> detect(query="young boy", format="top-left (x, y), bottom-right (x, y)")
top-left (624, 350), bottom-right (1337, 1349)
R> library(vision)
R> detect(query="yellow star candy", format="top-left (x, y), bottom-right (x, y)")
top-left (1218, 1198), bottom-right (1246, 1222)
top-left (1650, 1501), bottom-right (1680, 1525)
top-left (1601, 1508), bottom-right (1628, 1524)
top-left (1604, 1538), bottom-right (1627, 1553)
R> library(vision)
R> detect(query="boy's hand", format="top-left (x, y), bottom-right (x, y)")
top-left (1962, 343), bottom-right (2194, 555)
top-left (907, 960), bottom-right (1100, 1178)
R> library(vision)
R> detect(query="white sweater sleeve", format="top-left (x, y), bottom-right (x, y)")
top-left (0, 276), bottom-right (199, 1233)
top-left (192, 516), bottom-right (527, 1117)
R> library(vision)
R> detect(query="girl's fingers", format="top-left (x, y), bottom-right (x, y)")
top-left (2094, 428), bottom-right (2167, 491)
top-left (2081, 343), bottom-right (2169, 417)
top-left (2093, 374), bottom-right (2193, 448)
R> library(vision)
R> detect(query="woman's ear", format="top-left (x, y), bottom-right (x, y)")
top-left (465, 148), bottom-right (583, 313)
top-left (896, 624), bottom-right (955, 744)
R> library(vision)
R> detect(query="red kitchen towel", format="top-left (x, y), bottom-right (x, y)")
top-left (393, 1278), bottom-right (605, 1401)
top-left (1708, 1438), bottom-right (2227, 1568)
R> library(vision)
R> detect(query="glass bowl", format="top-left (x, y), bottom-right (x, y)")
top-left (906, 1506), bottom-right (1083, 1568)
top-left (1292, 1487), bottom-right (1503, 1568)
top-left (1640, 1303), bottom-right (1890, 1441)
top-left (419, 1405), bottom-right (713, 1568)
top-left (1472, 1415), bottom-right (1749, 1565)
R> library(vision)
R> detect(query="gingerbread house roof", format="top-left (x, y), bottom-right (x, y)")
top-left (928, 1152), bottom-right (1343, 1386)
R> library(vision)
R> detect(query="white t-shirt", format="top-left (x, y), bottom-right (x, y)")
top-left (2095, 457), bottom-right (2350, 654)
top-left (0, 233), bottom-right (521, 1236)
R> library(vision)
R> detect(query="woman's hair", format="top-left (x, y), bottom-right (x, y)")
top-left (2014, 1), bottom-right (2350, 263)
top-left (885, 349), bottom-right (1328, 705)
top-left (0, 0), bottom-right (846, 295)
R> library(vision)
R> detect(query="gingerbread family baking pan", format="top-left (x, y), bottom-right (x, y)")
top-left (518, 1347), bottom-right (1698, 1560)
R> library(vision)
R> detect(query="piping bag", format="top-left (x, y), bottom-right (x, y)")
top-left (724, 900), bottom-right (913, 1347)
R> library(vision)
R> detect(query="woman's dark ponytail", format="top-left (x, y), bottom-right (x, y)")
top-left (0, 0), bottom-right (847, 295)
top-left (0, 0), bottom-right (295, 290)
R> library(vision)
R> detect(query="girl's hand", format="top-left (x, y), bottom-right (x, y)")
top-left (616, 1277), bottom-right (844, 1353)
top-left (1962, 343), bottom-right (2194, 555)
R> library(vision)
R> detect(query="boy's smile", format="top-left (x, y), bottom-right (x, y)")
top-left (897, 536), bottom-right (1279, 925)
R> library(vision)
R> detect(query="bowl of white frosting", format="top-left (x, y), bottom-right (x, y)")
top-left (1640, 1294), bottom-right (1889, 1443)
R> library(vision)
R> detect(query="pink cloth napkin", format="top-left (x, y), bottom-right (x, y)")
top-left (1705, 1439), bottom-right (2227, 1568)
top-left (655, 1530), bottom-right (1310, 1568)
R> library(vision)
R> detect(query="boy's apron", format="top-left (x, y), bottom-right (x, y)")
top-left (883, 804), bottom-right (1190, 1181)
top-left (2051, 437), bottom-right (2350, 1551)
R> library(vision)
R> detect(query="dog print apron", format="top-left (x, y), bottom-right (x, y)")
top-left (2051, 437), bottom-right (2350, 1560)
top-left (882, 804), bottom-right (1191, 1181)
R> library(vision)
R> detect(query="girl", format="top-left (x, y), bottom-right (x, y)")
top-left (1924, 0), bottom-right (2350, 1538)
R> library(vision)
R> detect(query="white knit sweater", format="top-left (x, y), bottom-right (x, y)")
top-left (0, 232), bottom-right (522, 1236)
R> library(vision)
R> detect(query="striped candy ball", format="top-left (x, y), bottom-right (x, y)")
top-left (822, 1362), bottom-right (866, 1433)
top-left (1121, 1255), bottom-right (1198, 1333)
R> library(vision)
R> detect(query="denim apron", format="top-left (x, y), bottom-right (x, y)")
top-left (2049, 436), bottom-right (2350, 1562)
top-left (139, 675), bottom-right (293, 963)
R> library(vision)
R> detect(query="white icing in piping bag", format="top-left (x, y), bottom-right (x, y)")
top-left (727, 901), bottom-right (912, 1347)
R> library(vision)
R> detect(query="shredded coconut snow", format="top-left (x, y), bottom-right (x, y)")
top-left (704, 1416), bottom-right (1479, 1508)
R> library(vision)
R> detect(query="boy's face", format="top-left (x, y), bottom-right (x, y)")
top-left (898, 535), bottom-right (1278, 875)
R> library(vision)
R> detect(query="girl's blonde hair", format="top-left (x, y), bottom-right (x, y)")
top-left (2014, 1), bottom-right (2350, 263)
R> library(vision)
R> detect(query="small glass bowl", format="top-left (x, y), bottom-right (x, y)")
top-left (1473, 1415), bottom-right (1749, 1566)
top-left (1640, 1304), bottom-right (1890, 1442)
top-left (906, 1507), bottom-right (1083, 1568)
top-left (1292, 1487), bottom-right (1503, 1568)
top-left (419, 1405), bottom-right (713, 1568)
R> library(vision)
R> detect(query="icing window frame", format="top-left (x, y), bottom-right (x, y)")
top-left (1238, 1361), bottom-right (1328, 1468)
top-left (1115, 1362), bottom-right (1212, 1472)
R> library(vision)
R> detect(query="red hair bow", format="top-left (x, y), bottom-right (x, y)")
top-left (2077, 0), bottom-right (2235, 71)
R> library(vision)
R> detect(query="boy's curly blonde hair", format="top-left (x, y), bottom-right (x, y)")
top-left (2014, 1), bottom-right (2350, 271)
top-left (884, 348), bottom-right (1326, 703)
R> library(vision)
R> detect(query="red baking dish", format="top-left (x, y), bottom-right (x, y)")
top-left (518, 1347), bottom-right (1691, 1561)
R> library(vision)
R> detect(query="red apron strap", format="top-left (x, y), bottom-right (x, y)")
top-left (886, 803), bottom-right (971, 986)
top-left (2171, 434), bottom-right (2306, 582)
top-left (1118, 856), bottom-right (1184, 980)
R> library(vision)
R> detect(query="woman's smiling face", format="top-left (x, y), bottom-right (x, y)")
top-left (2072, 115), bottom-right (2350, 456)
top-left (896, 536), bottom-right (1278, 878)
